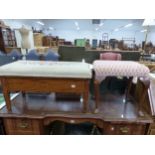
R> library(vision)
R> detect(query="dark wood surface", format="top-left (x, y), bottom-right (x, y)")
top-left (0, 91), bottom-right (152, 121)
top-left (0, 92), bottom-right (152, 135)
top-left (0, 90), bottom-right (152, 135)
top-left (94, 77), bottom-right (150, 117)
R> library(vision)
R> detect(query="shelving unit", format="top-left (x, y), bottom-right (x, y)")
top-left (43, 36), bottom-right (68, 47)
top-left (0, 26), bottom-right (17, 53)
top-left (33, 33), bottom-right (44, 47)
top-left (122, 37), bottom-right (135, 50)
top-left (102, 33), bottom-right (109, 49)
top-left (43, 36), bottom-right (57, 47)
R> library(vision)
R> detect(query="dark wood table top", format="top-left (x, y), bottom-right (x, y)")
top-left (0, 92), bottom-right (152, 123)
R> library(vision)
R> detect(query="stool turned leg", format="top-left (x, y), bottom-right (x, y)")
top-left (21, 91), bottom-right (27, 109)
top-left (3, 89), bottom-right (11, 112)
top-left (123, 77), bottom-right (133, 116)
top-left (125, 77), bottom-right (132, 102)
top-left (1, 79), bottom-right (11, 112)
top-left (21, 91), bottom-right (26, 98)
top-left (94, 80), bottom-right (100, 113)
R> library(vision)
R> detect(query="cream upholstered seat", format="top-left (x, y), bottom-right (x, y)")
top-left (0, 60), bottom-right (92, 79)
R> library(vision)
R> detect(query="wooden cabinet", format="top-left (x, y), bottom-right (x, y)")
top-left (33, 33), bottom-right (44, 47)
top-left (4, 118), bottom-right (43, 135)
top-left (43, 36), bottom-right (65, 47)
top-left (0, 26), bottom-right (17, 53)
top-left (43, 36), bottom-right (56, 47)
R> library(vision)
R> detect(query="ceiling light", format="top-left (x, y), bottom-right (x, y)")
top-left (77, 27), bottom-right (80, 30)
top-left (124, 23), bottom-right (133, 28)
top-left (75, 21), bottom-right (79, 26)
top-left (36, 21), bottom-right (44, 26)
top-left (99, 23), bottom-right (104, 27)
top-left (114, 28), bottom-right (119, 32)
top-left (95, 28), bottom-right (99, 31)
top-left (49, 27), bottom-right (54, 30)
top-left (141, 29), bottom-right (147, 32)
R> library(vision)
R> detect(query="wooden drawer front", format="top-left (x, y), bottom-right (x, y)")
top-left (105, 123), bottom-right (146, 135)
top-left (4, 118), bottom-right (42, 135)
top-left (14, 119), bottom-right (33, 131)
top-left (52, 80), bottom-right (86, 93)
top-left (6, 78), bottom-right (87, 93)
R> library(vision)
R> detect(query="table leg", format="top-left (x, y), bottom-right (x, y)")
top-left (1, 79), bottom-right (11, 112)
top-left (3, 89), bottom-right (11, 112)
top-left (21, 91), bottom-right (28, 109)
top-left (94, 80), bottom-right (100, 113)
top-left (123, 77), bottom-right (133, 116)
top-left (125, 77), bottom-right (133, 102)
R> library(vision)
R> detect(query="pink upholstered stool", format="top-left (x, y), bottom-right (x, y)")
top-left (100, 52), bottom-right (122, 60)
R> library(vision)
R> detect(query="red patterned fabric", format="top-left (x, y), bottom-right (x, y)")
top-left (93, 60), bottom-right (150, 82)
top-left (100, 52), bottom-right (122, 60)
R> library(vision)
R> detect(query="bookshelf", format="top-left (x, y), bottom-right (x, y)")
top-left (0, 26), bottom-right (17, 53)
